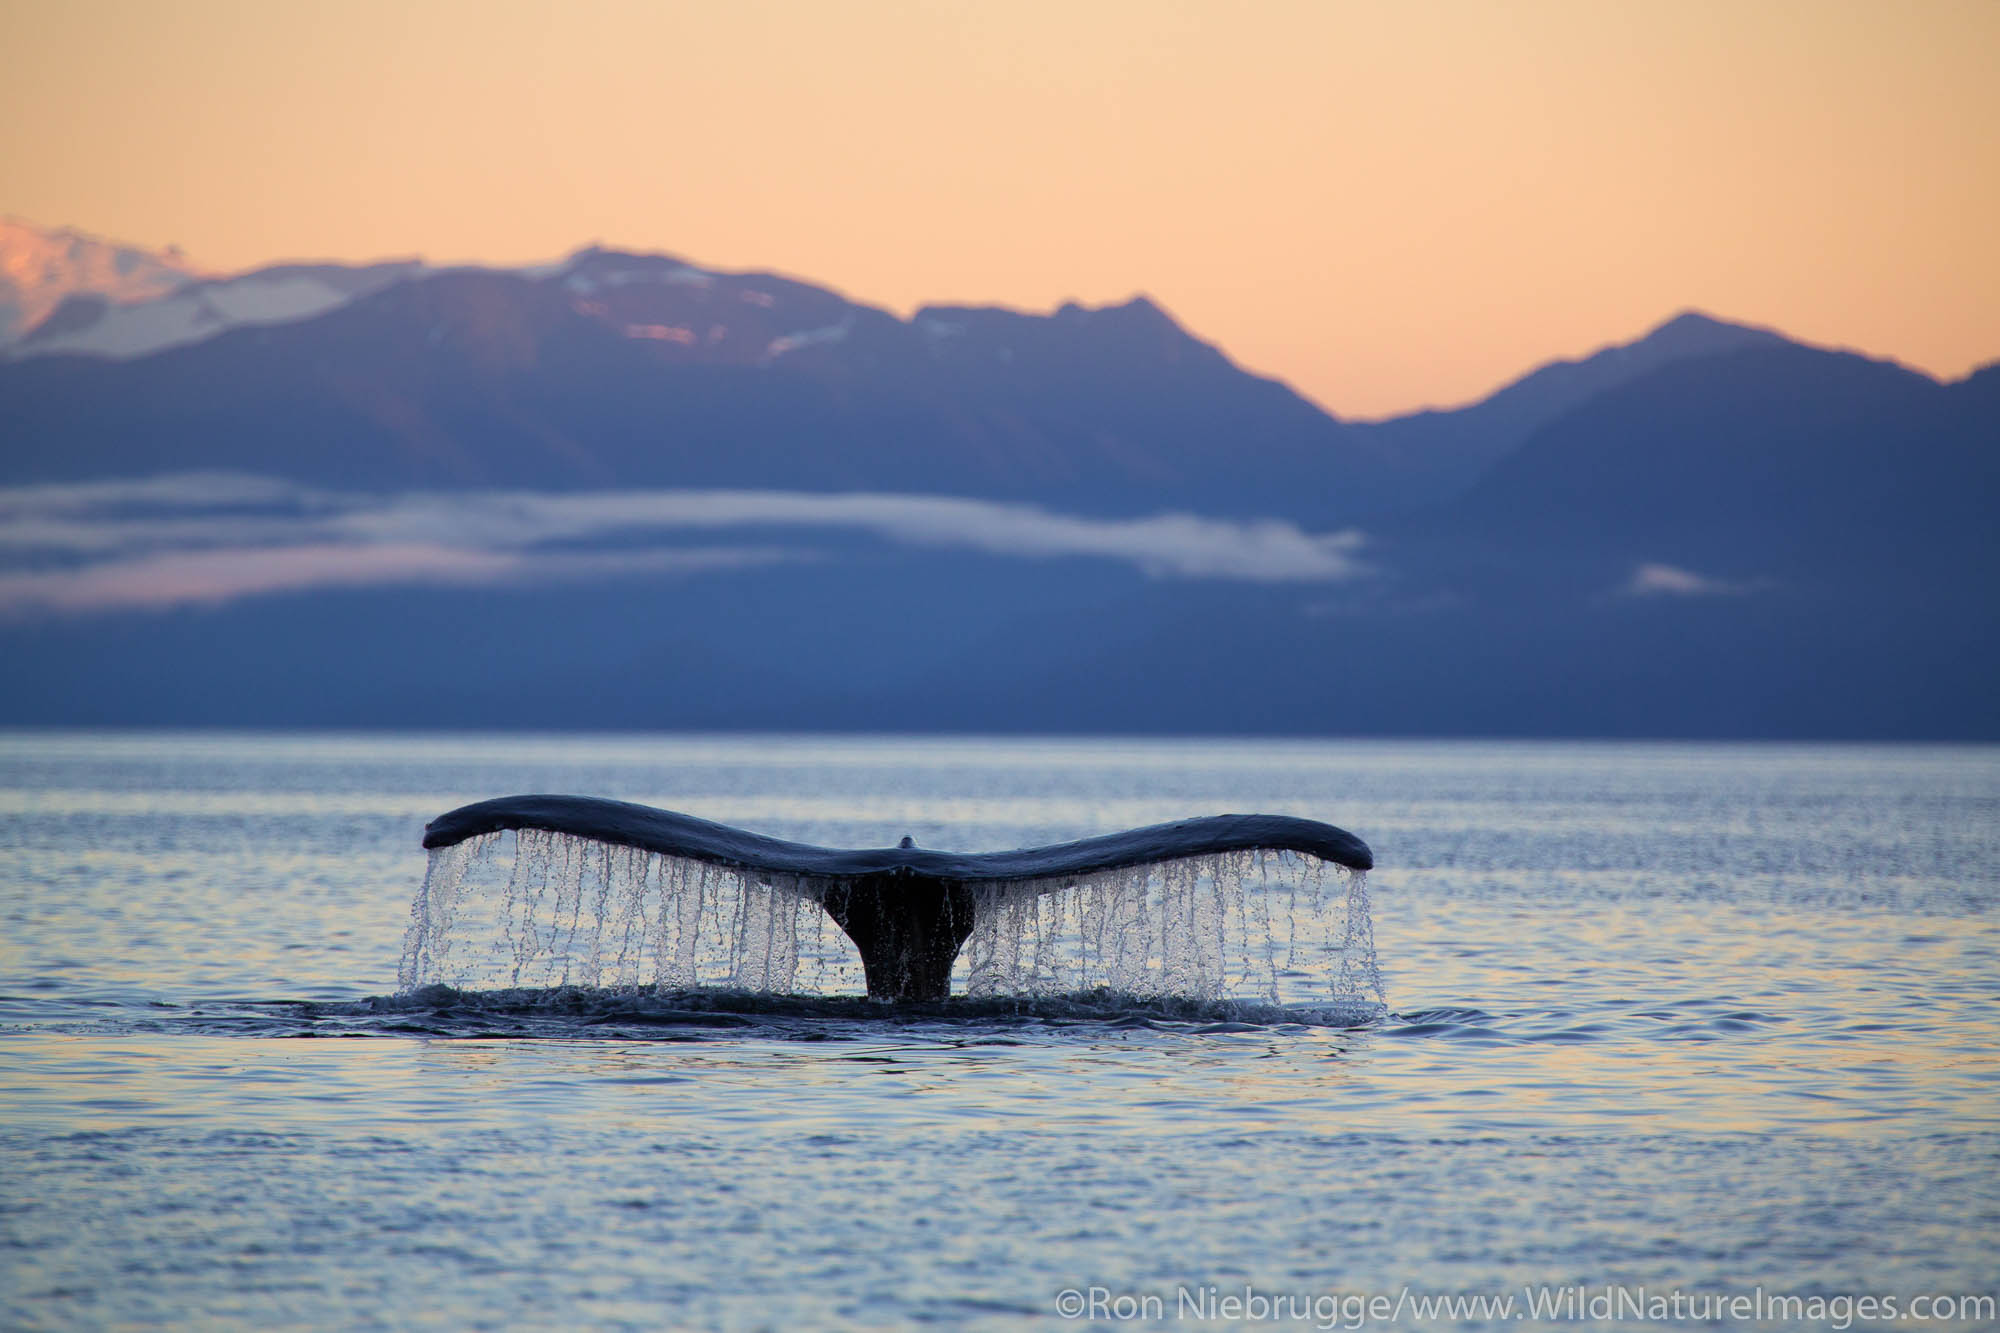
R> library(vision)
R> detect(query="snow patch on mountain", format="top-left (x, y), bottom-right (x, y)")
top-left (13, 264), bottom-right (422, 360)
top-left (766, 319), bottom-right (852, 359)
top-left (0, 218), bottom-right (206, 344)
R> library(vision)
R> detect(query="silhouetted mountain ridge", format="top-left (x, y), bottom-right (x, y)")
top-left (2, 232), bottom-right (1996, 738)
top-left (0, 254), bottom-right (1400, 520)
top-left (1351, 310), bottom-right (1797, 504)
top-left (1427, 341), bottom-right (1992, 585)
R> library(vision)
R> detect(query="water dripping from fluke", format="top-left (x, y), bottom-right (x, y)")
top-left (403, 797), bottom-right (1383, 1020)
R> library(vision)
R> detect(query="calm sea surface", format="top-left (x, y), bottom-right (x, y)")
top-left (3, 733), bottom-right (1997, 1330)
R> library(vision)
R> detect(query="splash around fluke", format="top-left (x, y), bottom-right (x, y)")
top-left (421, 796), bottom-right (1373, 1002)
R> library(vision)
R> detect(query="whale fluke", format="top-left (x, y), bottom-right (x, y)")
top-left (422, 797), bottom-right (1373, 1000)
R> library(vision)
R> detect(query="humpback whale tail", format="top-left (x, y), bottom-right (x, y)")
top-left (412, 797), bottom-right (1375, 1003)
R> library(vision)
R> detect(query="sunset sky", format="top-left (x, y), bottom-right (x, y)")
top-left (3, 0), bottom-right (1993, 417)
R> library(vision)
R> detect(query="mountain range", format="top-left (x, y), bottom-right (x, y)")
top-left (1, 219), bottom-right (1993, 738)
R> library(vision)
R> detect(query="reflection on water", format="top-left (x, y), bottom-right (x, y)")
top-left (3, 733), bottom-right (1998, 1328)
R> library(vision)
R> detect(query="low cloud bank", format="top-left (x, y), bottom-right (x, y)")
top-left (0, 474), bottom-right (1368, 613)
top-left (0, 543), bottom-right (793, 614)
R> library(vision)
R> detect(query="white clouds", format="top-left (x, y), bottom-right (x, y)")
top-left (327, 489), bottom-right (1369, 583)
top-left (0, 542), bottom-right (795, 614)
top-left (0, 472), bottom-right (344, 518)
top-left (0, 542), bottom-right (519, 613)
top-left (1621, 562), bottom-right (1769, 598)
top-left (0, 473), bottom-right (1370, 614)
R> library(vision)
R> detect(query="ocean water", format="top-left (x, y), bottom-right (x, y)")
top-left (2, 732), bottom-right (1997, 1330)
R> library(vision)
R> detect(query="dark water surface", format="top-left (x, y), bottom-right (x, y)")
top-left (3, 734), bottom-right (1997, 1329)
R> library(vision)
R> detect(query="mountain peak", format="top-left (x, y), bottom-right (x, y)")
top-left (1353, 309), bottom-right (1812, 503)
top-left (1050, 294), bottom-right (1196, 348)
top-left (0, 217), bottom-right (207, 343)
top-left (1635, 309), bottom-right (1790, 358)
top-left (1055, 293), bottom-right (1170, 319)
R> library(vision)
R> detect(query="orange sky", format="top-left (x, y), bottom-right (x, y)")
top-left (2, 0), bottom-right (1994, 417)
